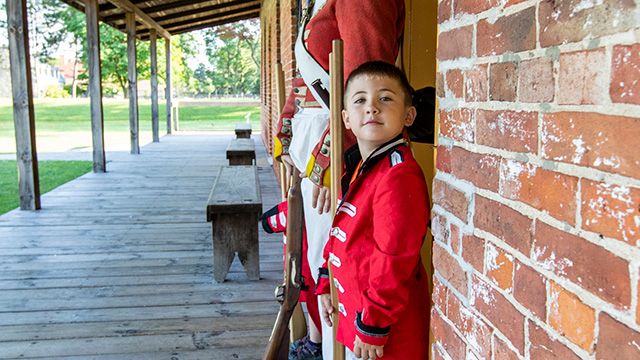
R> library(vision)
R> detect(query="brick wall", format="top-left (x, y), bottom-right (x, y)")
top-left (260, 0), bottom-right (297, 159)
top-left (433, 1), bottom-right (640, 359)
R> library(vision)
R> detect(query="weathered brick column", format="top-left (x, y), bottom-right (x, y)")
top-left (432, 1), bottom-right (640, 359)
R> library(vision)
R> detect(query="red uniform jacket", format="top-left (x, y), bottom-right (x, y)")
top-left (274, 0), bottom-right (405, 187)
top-left (317, 136), bottom-right (431, 359)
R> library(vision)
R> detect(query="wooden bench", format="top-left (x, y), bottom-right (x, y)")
top-left (226, 138), bottom-right (255, 165)
top-left (206, 165), bottom-right (262, 282)
top-left (235, 123), bottom-right (252, 139)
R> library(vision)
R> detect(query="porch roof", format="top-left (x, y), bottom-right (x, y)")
top-left (60, 0), bottom-right (261, 40)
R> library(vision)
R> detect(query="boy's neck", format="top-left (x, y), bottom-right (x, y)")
top-left (357, 132), bottom-right (404, 161)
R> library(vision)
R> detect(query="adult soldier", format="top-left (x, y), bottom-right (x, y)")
top-left (273, 1), bottom-right (406, 359)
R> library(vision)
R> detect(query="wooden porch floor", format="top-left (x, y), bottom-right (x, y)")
top-left (0, 133), bottom-right (282, 359)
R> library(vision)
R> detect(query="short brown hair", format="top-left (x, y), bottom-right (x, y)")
top-left (344, 61), bottom-right (414, 106)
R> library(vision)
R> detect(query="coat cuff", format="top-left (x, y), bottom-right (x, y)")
top-left (355, 311), bottom-right (390, 347)
top-left (305, 127), bottom-right (331, 187)
top-left (315, 267), bottom-right (331, 295)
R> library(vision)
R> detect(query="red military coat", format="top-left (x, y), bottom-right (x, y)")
top-left (274, 0), bottom-right (405, 187)
top-left (317, 136), bottom-right (431, 359)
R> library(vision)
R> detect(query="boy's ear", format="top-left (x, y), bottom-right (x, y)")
top-left (404, 106), bottom-right (417, 127)
top-left (342, 109), bottom-right (352, 130)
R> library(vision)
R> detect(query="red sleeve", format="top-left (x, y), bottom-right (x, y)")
top-left (336, 0), bottom-right (405, 79)
top-left (356, 164), bottom-right (429, 346)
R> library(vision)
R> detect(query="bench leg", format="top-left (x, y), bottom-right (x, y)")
top-left (211, 213), bottom-right (260, 282)
top-left (212, 219), bottom-right (236, 283)
top-left (237, 217), bottom-right (260, 280)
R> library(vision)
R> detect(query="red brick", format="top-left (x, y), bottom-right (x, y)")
top-left (539, 0), bottom-right (636, 47)
top-left (548, 282), bottom-right (595, 351)
top-left (436, 71), bottom-right (445, 98)
top-left (433, 179), bottom-right (469, 222)
top-left (611, 44), bottom-right (640, 105)
top-left (432, 213), bottom-right (449, 244)
top-left (485, 243), bottom-right (514, 291)
top-left (449, 147), bottom-right (501, 192)
top-left (450, 223), bottom-right (461, 255)
top-left (433, 276), bottom-right (448, 313)
top-left (597, 313), bottom-right (640, 359)
top-left (529, 322), bottom-right (582, 359)
top-left (471, 274), bottom-right (525, 353)
top-left (474, 196), bottom-right (533, 255)
top-left (533, 221), bottom-right (631, 308)
top-left (581, 180), bottom-right (640, 245)
top-left (448, 293), bottom-right (492, 359)
top-left (446, 69), bottom-right (464, 98)
top-left (431, 308), bottom-right (466, 360)
top-left (493, 335), bottom-right (519, 360)
top-left (476, 110), bottom-right (538, 153)
top-left (518, 57), bottom-right (554, 103)
top-left (464, 65), bottom-right (488, 102)
top-left (433, 243), bottom-right (469, 296)
top-left (438, 0), bottom-right (452, 24)
top-left (432, 347), bottom-right (447, 360)
top-left (558, 49), bottom-right (608, 105)
top-left (499, 160), bottom-right (578, 224)
top-left (454, 0), bottom-right (500, 15)
top-left (437, 26), bottom-right (473, 61)
top-left (461, 234), bottom-right (485, 273)
top-left (638, 276), bottom-right (640, 326)
top-left (490, 62), bottom-right (517, 102)
top-left (541, 112), bottom-right (640, 179)
top-left (436, 145), bottom-right (452, 173)
top-left (513, 260), bottom-right (547, 320)
top-left (505, 0), bottom-right (526, 6)
top-left (477, 7), bottom-right (536, 57)
top-left (439, 108), bottom-right (474, 142)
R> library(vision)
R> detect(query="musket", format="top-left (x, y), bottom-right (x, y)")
top-left (263, 167), bottom-right (304, 360)
top-left (329, 39), bottom-right (346, 360)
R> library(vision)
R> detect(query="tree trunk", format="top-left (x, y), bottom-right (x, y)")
top-left (71, 41), bottom-right (79, 98)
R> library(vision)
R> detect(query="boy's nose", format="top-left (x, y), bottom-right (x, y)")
top-left (366, 106), bottom-right (379, 114)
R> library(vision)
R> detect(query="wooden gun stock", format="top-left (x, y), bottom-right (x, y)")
top-left (263, 168), bottom-right (304, 360)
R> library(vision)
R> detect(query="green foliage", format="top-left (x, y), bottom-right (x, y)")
top-left (0, 160), bottom-right (92, 215)
top-left (45, 85), bottom-right (70, 98)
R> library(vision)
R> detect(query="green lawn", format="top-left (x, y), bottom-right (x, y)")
top-left (0, 160), bottom-right (93, 215)
top-left (0, 99), bottom-right (261, 153)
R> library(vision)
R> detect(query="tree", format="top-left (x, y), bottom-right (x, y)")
top-left (203, 19), bottom-right (260, 95)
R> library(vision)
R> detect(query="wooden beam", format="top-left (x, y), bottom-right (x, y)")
top-left (126, 11), bottom-right (140, 154)
top-left (150, 30), bottom-right (159, 143)
top-left (102, 0), bottom-right (215, 23)
top-left (165, 37), bottom-right (172, 135)
top-left (7, 0), bottom-right (40, 210)
top-left (85, 0), bottom-right (106, 173)
top-left (107, 0), bottom-right (171, 39)
top-left (143, 11), bottom-right (259, 38)
top-left (154, 0), bottom-right (259, 23)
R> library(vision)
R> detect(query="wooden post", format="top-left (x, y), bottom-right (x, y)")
top-left (150, 29), bottom-right (159, 142)
top-left (7, 0), bottom-right (40, 210)
top-left (165, 37), bottom-right (172, 134)
top-left (85, 0), bottom-right (106, 172)
top-left (329, 39), bottom-right (345, 360)
top-left (126, 11), bottom-right (139, 154)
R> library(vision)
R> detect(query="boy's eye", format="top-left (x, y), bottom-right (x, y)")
top-left (380, 96), bottom-right (393, 102)
top-left (353, 98), bottom-right (365, 104)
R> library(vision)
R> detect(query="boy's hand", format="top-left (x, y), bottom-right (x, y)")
top-left (353, 335), bottom-right (384, 360)
top-left (280, 155), bottom-right (295, 180)
top-left (319, 294), bottom-right (333, 327)
top-left (311, 184), bottom-right (331, 214)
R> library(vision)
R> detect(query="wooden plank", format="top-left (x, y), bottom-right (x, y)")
top-left (105, 0), bottom-right (171, 39)
top-left (150, 29), bottom-right (159, 142)
top-left (226, 138), bottom-right (256, 165)
top-left (126, 11), bottom-right (140, 154)
top-left (206, 166), bottom-right (261, 217)
top-left (85, 0), bottom-right (106, 173)
top-left (235, 122), bottom-right (252, 138)
top-left (165, 37), bottom-right (172, 134)
top-left (7, 0), bottom-right (40, 210)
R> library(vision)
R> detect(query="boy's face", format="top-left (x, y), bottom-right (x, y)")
top-left (342, 75), bottom-right (416, 153)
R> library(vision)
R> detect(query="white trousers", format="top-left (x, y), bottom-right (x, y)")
top-left (290, 108), bottom-right (335, 359)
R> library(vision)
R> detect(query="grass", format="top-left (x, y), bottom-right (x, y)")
top-left (0, 98), bottom-right (261, 153)
top-left (0, 160), bottom-right (93, 215)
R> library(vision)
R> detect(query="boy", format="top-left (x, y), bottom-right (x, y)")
top-left (317, 61), bottom-right (430, 360)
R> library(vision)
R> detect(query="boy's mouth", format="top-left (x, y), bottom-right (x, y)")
top-left (363, 118), bottom-right (382, 126)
